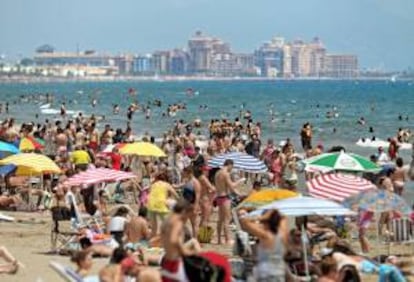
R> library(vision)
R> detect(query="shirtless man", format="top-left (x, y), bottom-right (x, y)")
top-left (214, 159), bottom-right (244, 245)
top-left (124, 207), bottom-right (150, 250)
top-left (160, 199), bottom-right (194, 282)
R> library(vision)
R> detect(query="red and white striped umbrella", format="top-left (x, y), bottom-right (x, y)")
top-left (65, 168), bottom-right (136, 187)
top-left (307, 173), bottom-right (375, 202)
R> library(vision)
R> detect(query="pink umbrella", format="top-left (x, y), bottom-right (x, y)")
top-left (307, 173), bottom-right (375, 202)
top-left (65, 168), bottom-right (136, 187)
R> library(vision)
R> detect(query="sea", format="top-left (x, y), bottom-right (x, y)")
top-left (0, 79), bottom-right (414, 202)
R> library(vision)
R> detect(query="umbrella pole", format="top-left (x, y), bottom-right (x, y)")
top-left (301, 223), bottom-right (310, 278)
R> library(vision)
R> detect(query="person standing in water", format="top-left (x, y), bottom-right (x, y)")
top-left (60, 102), bottom-right (67, 117)
top-left (300, 123), bottom-right (312, 151)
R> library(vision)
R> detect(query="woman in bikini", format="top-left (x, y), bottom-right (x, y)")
top-left (270, 149), bottom-right (284, 187)
top-left (195, 165), bottom-right (216, 227)
top-left (180, 166), bottom-right (201, 237)
top-left (391, 157), bottom-right (406, 196)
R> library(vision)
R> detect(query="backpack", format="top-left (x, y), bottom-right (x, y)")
top-left (183, 255), bottom-right (224, 282)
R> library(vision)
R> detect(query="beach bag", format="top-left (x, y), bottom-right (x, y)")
top-left (197, 226), bottom-right (214, 243)
top-left (183, 255), bottom-right (224, 282)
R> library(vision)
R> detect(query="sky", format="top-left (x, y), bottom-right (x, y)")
top-left (1, 0), bottom-right (413, 70)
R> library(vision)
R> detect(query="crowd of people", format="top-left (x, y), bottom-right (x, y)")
top-left (0, 105), bottom-right (413, 282)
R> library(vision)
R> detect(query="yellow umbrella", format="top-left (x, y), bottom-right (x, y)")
top-left (0, 153), bottom-right (61, 175)
top-left (238, 188), bottom-right (298, 209)
top-left (119, 142), bottom-right (166, 157)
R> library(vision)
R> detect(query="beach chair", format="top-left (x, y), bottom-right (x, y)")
top-left (49, 261), bottom-right (99, 282)
top-left (50, 206), bottom-right (79, 253)
top-left (387, 217), bottom-right (414, 255)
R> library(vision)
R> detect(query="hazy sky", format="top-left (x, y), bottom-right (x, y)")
top-left (1, 0), bottom-right (413, 70)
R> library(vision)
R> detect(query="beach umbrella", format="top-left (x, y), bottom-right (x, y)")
top-left (247, 196), bottom-right (355, 278)
top-left (303, 151), bottom-right (381, 173)
top-left (65, 168), bottom-right (136, 187)
top-left (248, 196), bottom-right (355, 217)
top-left (0, 153), bottom-right (61, 175)
top-left (237, 188), bottom-right (298, 209)
top-left (0, 141), bottom-right (19, 155)
top-left (18, 137), bottom-right (44, 151)
top-left (343, 189), bottom-right (412, 215)
top-left (208, 152), bottom-right (267, 173)
top-left (0, 164), bottom-right (17, 177)
top-left (119, 142), bottom-right (166, 157)
top-left (307, 173), bottom-right (375, 202)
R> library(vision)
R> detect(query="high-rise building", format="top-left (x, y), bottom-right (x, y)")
top-left (132, 54), bottom-right (153, 74)
top-left (254, 37), bottom-right (285, 77)
top-left (169, 49), bottom-right (189, 75)
top-left (323, 54), bottom-right (359, 78)
top-left (282, 44), bottom-right (292, 78)
top-left (307, 37), bottom-right (326, 77)
top-left (234, 53), bottom-right (255, 76)
top-left (290, 40), bottom-right (311, 77)
top-left (152, 51), bottom-right (170, 74)
top-left (114, 54), bottom-right (134, 75)
top-left (188, 31), bottom-right (214, 73)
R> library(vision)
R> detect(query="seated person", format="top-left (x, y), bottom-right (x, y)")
top-left (377, 256), bottom-right (407, 282)
top-left (124, 207), bottom-right (150, 250)
top-left (80, 237), bottom-right (114, 257)
top-left (70, 250), bottom-right (93, 278)
top-left (326, 240), bottom-right (378, 274)
top-left (296, 216), bottom-right (337, 246)
top-left (109, 207), bottom-right (129, 246)
top-left (0, 194), bottom-right (21, 210)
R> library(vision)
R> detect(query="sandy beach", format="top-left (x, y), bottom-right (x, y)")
top-left (2, 208), bottom-right (414, 282)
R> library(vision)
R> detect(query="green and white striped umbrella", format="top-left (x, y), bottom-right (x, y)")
top-left (303, 151), bottom-right (381, 173)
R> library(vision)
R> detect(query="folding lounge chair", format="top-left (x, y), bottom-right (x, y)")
top-left (50, 206), bottom-right (79, 253)
top-left (387, 217), bottom-right (414, 255)
top-left (49, 261), bottom-right (99, 282)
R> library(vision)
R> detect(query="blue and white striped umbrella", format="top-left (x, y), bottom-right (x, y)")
top-left (208, 152), bottom-right (268, 173)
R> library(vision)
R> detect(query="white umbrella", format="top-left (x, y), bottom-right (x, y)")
top-left (208, 152), bottom-right (267, 173)
top-left (248, 196), bottom-right (355, 217)
top-left (247, 196), bottom-right (355, 277)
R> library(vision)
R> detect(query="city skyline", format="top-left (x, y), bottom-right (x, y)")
top-left (1, 0), bottom-right (413, 71)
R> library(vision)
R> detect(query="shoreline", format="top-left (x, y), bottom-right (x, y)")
top-left (0, 75), bottom-right (412, 84)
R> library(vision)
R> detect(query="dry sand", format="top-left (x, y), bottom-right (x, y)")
top-left (1, 210), bottom-right (413, 282)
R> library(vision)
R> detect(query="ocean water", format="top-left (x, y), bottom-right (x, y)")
top-left (0, 80), bottom-right (413, 154)
top-left (0, 79), bottom-right (414, 201)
